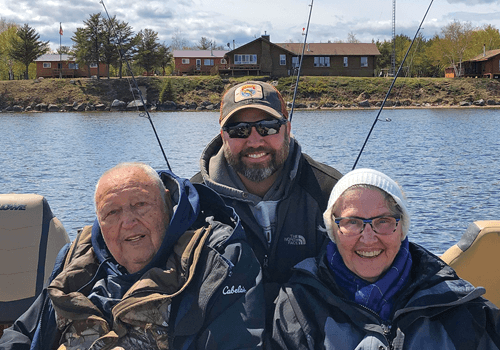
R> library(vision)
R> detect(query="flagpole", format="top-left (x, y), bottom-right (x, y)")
top-left (59, 22), bottom-right (62, 79)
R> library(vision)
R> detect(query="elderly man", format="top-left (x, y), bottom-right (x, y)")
top-left (1, 163), bottom-right (264, 349)
top-left (191, 81), bottom-right (342, 319)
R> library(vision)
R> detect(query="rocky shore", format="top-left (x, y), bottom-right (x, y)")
top-left (1, 76), bottom-right (500, 112)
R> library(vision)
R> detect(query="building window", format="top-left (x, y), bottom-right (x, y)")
top-left (68, 63), bottom-right (79, 69)
top-left (43, 62), bottom-right (51, 68)
top-left (221, 58), bottom-right (227, 64)
top-left (344, 57), bottom-right (348, 67)
top-left (57, 63), bottom-right (62, 69)
top-left (204, 59), bottom-right (214, 66)
top-left (234, 54), bottom-right (257, 65)
top-left (292, 56), bottom-right (300, 68)
top-left (361, 57), bottom-right (368, 67)
top-left (280, 54), bottom-right (286, 65)
top-left (90, 63), bottom-right (98, 68)
top-left (314, 56), bottom-right (330, 67)
top-left (182, 58), bottom-right (190, 64)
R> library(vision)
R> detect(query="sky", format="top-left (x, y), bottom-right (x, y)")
top-left (2, 0), bottom-right (500, 52)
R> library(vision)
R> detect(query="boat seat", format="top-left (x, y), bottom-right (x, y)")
top-left (441, 220), bottom-right (500, 308)
top-left (0, 194), bottom-right (70, 324)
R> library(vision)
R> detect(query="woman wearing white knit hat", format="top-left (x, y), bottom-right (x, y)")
top-left (272, 168), bottom-right (500, 349)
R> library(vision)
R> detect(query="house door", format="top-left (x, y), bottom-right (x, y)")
top-left (196, 59), bottom-right (201, 70)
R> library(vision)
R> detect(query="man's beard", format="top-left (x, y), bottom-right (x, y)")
top-left (224, 133), bottom-right (290, 183)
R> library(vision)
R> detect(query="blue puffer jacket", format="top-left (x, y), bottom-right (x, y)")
top-left (272, 242), bottom-right (500, 350)
top-left (0, 170), bottom-right (265, 350)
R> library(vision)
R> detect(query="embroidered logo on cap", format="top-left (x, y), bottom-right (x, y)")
top-left (234, 84), bottom-right (263, 103)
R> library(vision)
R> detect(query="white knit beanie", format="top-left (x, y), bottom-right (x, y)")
top-left (323, 168), bottom-right (410, 242)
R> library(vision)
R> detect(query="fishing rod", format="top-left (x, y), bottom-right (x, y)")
top-left (289, 0), bottom-right (314, 122)
top-left (99, 0), bottom-right (172, 171)
top-left (351, 0), bottom-right (434, 170)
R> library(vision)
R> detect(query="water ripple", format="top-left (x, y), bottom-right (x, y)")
top-left (1, 109), bottom-right (499, 254)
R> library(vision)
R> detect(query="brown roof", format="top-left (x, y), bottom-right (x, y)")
top-left (226, 36), bottom-right (295, 55)
top-left (276, 43), bottom-right (381, 56)
top-left (469, 49), bottom-right (500, 62)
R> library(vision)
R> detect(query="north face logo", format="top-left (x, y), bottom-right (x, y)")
top-left (284, 235), bottom-right (306, 245)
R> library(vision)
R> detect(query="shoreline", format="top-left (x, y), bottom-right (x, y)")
top-left (1, 76), bottom-right (500, 113)
top-left (3, 102), bottom-right (500, 113)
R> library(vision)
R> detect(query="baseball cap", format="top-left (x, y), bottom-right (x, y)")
top-left (219, 81), bottom-right (289, 127)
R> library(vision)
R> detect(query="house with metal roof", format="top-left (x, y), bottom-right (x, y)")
top-left (34, 54), bottom-right (108, 79)
top-left (172, 50), bottom-right (229, 75)
top-left (219, 35), bottom-right (381, 77)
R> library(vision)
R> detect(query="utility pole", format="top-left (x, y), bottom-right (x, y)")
top-left (391, 0), bottom-right (396, 76)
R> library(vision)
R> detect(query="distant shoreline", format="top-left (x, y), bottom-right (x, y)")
top-left (1, 76), bottom-right (499, 113)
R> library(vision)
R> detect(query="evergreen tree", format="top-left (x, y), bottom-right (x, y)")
top-left (72, 13), bottom-right (104, 79)
top-left (160, 78), bottom-right (175, 102)
top-left (135, 29), bottom-right (161, 74)
top-left (8, 23), bottom-right (49, 79)
top-left (157, 42), bottom-right (172, 76)
top-left (106, 17), bottom-right (138, 78)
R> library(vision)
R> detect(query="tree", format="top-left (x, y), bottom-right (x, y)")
top-left (57, 45), bottom-right (72, 55)
top-left (0, 17), bottom-right (17, 33)
top-left (171, 31), bottom-right (190, 50)
top-left (72, 13), bottom-right (104, 79)
top-left (135, 28), bottom-right (161, 74)
top-left (105, 17), bottom-right (137, 78)
top-left (157, 42), bottom-right (172, 76)
top-left (375, 39), bottom-right (391, 75)
top-left (196, 37), bottom-right (212, 50)
top-left (0, 19), bottom-right (19, 80)
top-left (468, 24), bottom-right (500, 57)
top-left (434, 20), bottom-right (474, 77)
top-left (101, 15), bottom-right (121, 79)
top-left (8, 23), bottom-right (49, 79)
top-left (347, 32), bottom-right (360, 43)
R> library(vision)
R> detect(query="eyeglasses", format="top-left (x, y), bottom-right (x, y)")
top-left (334, 215), bottom-right (401, 236)
top-left (222, 119), bottom-right (287, 139)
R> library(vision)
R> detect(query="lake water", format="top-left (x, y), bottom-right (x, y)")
top-left (1, 108), bottom-right (499, 254)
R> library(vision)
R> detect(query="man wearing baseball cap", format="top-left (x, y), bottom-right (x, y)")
top-left (191, 81), bottom-right (342, 322)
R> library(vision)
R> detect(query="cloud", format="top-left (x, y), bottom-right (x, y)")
top-left (444, 10), bottom-right (500, 24)
top-left (447, 0), bottom-right (500, 4)
top-left (2, 0), bottom-right (500, 52)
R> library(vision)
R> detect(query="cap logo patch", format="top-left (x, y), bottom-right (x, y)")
top-left (235, 84), bottom-right (263, 103)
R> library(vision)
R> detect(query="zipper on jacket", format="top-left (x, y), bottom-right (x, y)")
top-left (265, 229), bottom-right (272, 244)
top-left (381, 324), bottom-right (391, 336)
top-left (263, 255), bottom-right (269, 269)
top-left (342, 298), bottom-right (395, 348)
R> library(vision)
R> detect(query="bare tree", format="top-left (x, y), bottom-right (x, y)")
top-left (347, 32), bottom-right (360, 43)
top-left (171, 31), bottom-right (190, 50)
top-left (438, 20), bottom-right (474, 77)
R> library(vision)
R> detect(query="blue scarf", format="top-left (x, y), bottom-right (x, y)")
top-left (326, 237), bottom-right (412, 321)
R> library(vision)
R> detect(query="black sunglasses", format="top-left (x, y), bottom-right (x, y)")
top-left (222, 119), bottom-right (287, 139)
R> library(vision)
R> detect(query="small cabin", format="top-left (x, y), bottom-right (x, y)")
top-left (446, 48), bottom-right (500, 79)
top-left (173, 50), bottom-right (229, 75)
top-left (35, 54), bottom-right (108, 79)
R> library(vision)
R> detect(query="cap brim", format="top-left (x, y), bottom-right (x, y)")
top-left (220, 104), bottom-right (285, 127)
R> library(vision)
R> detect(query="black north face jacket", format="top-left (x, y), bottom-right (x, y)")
top-left (191, 135), bottom-right (342, 316)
